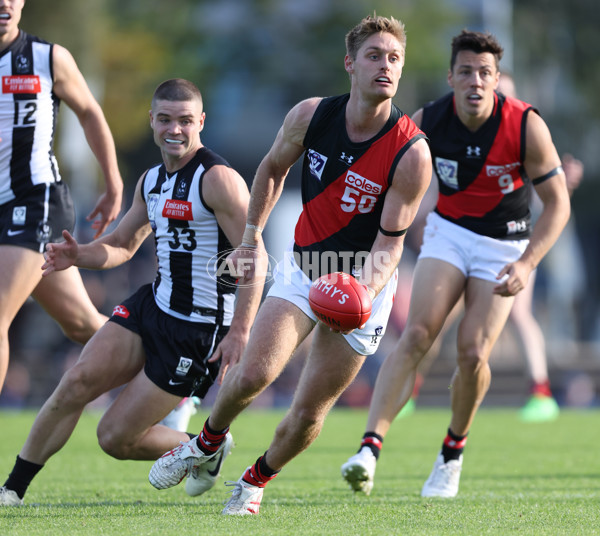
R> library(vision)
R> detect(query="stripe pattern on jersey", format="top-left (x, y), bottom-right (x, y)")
top-left (422, 91), bottom-right (536, 239)
top-left (0, 31), bottom-right (60, 205)
top-left (142, 147), bottom-right (236, 325)
top-left (294, 94), bottom-right (426, 280)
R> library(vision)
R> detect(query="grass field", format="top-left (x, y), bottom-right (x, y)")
top-left (0, 407), bottom-right (599, 535)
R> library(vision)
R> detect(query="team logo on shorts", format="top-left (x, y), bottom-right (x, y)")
top-left (12, 206), bottom-right (26, 226)
top-left (175, 357), bottom-right (193, 377)
top-left (370, 326), bottom-right (383, 346)
top-left (112, 305), bottom-right (130, 318)
top-left (307, 149), bottom-right (327, 181)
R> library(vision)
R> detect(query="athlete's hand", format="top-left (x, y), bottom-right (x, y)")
top-left (87, 189), bottom-right (122, 239)
top-left (493, 260), bottom-right (530, 297)
top-left (207, 327), bottom-right (250, 385)
top-left (41, 230), bottom-right (79, 276)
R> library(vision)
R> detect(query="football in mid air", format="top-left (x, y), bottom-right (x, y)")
top-left (308, 272), bottom-right (372, 331)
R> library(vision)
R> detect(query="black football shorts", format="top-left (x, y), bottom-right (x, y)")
top-left (108, 284), bottom-right (229, 398)
top-left (0, 181), bottom-right (75, 253)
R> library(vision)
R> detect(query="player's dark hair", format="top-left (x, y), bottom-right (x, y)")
top-left (345, 14), bottom-right (406, 60)
top-left (450, 30), bottom-right (504, 70)
top-left (152, 79), bottom-right (203, 109)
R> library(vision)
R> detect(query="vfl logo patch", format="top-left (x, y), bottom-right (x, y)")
top-left (2, 75), bottom-right (41, 94)
top-left (435, 157), bottom-right (459, 189)
top-left (12, 206), bottom-right (26, 226)
top-left (147, 193), bottom-right (159, 231)
top-left (175, 357), bottom-right (193, 377)
top-left (163, 199), bottom-right (192, 220)
top-left (112, 305), bottom-right (130, 318)
top-left (307, 149), bottom-right (327, 181)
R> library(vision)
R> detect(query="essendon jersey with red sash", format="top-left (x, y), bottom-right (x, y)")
top-left (294, 94), bottom-right (426, 280)
top-left (422, 91), bottom-right (537, 239)
top-left (0, 31), bottom-right (60, 205)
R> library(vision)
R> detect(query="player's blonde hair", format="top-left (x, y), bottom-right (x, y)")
top-left (345, 15), bottom-right (406, 60)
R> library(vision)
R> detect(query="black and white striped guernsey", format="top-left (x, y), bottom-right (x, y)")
top-left (142, 147), bottom-right (237, 326)
top-left (0, 31), bottom-right (60, 205)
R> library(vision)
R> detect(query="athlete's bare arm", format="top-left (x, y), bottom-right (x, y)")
top-left (52, 44), bottom-right (123, 238)
top-left (42, 174), bottom-right (151, 275)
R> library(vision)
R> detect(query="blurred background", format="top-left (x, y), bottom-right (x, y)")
top-left (2, 0), bottom-right (599, 411)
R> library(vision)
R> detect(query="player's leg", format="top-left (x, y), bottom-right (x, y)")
top-left (0, 245), bottom-right (45, 392)
top-left (149, 297), bottom-right (315, 491)
top-left (267, 325), bottom-right (367, 470)
top-left (509, 272), bottom-right (559, 421)
top-left (342, 258), bottom-right (465, 495)
top-left (450, 277), bottom-right (515, 434)
top-left (32, 266), bottom-right (107, 345)
top-left (209, 297), bottom-right (315, 430)
top-left (223, 326), bottom-right (366, 515)
top-left (96, 369), bottom-right (189, 460)
top-left (2, 322), bottom-right (147, 503)
top-left (421, 277), bottom-right (513, 498)
top-left (19, 322), bottom-right (147, 465)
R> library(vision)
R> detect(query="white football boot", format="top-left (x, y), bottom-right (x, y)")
top-left (222, 470), bottom-right (264, 515)
top-left (341, 447), bottom-right (377, 495)
top-left (421, 452), bottom-right (463, 498)
top-left (185, 432), bottom-right (234, 496)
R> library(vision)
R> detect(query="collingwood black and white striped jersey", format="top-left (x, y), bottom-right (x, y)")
top-left (142, 147), bottom-right (237, 326)
top-left (0, 31), bottom-right (60, 206)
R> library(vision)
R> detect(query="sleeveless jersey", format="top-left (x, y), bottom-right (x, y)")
top-left (295, 93), bottom-right (426, 280)
top-left (142, 147), bottom-right (236, 325)
top-left (0, 31), bottom-right (60, 206)
top-left (421, 91), bottom-right (537, 239)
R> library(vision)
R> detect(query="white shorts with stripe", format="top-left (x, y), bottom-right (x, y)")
top-left (267, 243), bottom-right (397, 356)
top-left (418, 212), bottom-right (529, 282)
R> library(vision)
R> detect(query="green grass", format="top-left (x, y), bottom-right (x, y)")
top-left (1, 407), bottom-right (599, 535)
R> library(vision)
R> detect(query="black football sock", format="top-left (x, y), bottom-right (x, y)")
top-left (242, 452), bottom-right (279, 488)
top-left (359, 432), bottom-right (383, 460)
top-left (4, 456), bottom-right (44, 499)
top-left (196, 418), bottom-right (229, 455)
top-left (441, 428), bottom-right (468, 463)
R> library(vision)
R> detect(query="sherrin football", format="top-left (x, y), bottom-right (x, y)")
top-left (308, 272), bottom-right (372, 331)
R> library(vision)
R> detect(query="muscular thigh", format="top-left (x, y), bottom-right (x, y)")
top-left (0, 245), bottom-right (44, 326)
top-left (240, 296), bottom-right (315, 382)
top-left (406, 257), bottom-right (466, 333)
top-left (459, 277), bottom-right (515, 353)
top-left (32, 266), bottom-right (105, 328)
top-left (291, 324), bottom-right (366, 414)
top-left (69, 321), bottom-right (146, 394)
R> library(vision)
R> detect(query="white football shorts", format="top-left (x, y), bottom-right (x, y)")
top-left (418, 212), bottom-right (529, 282)
top-left (267, 244), bottom-right (397, 356)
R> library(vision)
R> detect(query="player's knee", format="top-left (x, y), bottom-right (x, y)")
top-left (401, 323), bottom-right (436, 363)
top-left (60, 313), bottom-right (106, 345)
top-left (456, 344), bottom-right (488, 374)
top-left (58, 365), bottom-right (97, 406)
top-left (234, 366), bottom-right (272, 397)
top-left (97, 422), bottom-right (130, 460)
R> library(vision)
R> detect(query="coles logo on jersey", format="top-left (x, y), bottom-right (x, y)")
top-left (486, 162), bottom-right (520, 177)
top-left (163, 199), bottom-right (193, 220)
top-left (112, 305), bottom-right (130, 319)
top-left (345, 171), bottom-right (382, 195)
top-left (2, 75), bottom-right (41, 94)
top-left (307, 149), bottom-right (327, 181)
top-left (435, 157), bottom-right (459, 189)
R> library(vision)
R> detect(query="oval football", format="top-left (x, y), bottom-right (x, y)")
top-left (308, 272), bottom-right (372, 331)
